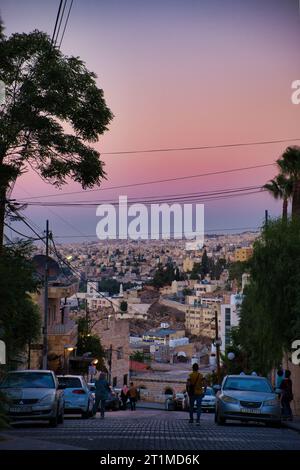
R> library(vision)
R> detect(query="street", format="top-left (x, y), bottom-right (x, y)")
top-left (3, 409), bottom-right (300, 451)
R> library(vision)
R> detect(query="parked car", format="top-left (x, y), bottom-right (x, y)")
top-left (215, 374), bottom-right (281, 426)
top-left (88, 383), bottom-right (121, 411)
top-left (57, 375), bottom-right (94, 418)
top-left (201, 387), bottom-right (216, 412)
top-left (0, 370), bottom-right (64, 427)
top-left (182, 387), bottom-right (216, 412)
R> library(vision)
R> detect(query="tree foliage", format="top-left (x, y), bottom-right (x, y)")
top-left (0, 242), bottom-right (41, 368)
top-left (237, 218), bottom-right (300, 375)
top-left (76, 317), bottom-right (105, 368)
top-left (0, 27), bottom-right (113, 243)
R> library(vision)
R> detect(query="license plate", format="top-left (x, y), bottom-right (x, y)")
top-left (10, 406), bottom-right (32, 413)
top-left (240, 407), bottom-right (261, 414)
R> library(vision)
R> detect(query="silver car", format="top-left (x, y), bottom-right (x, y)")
top-left (215, 375), bottom-right (281, 426)
top-left (0, 370), bottom-right (65, 427)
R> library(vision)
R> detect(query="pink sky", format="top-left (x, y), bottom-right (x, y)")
top-left (2, 0), bottom-right (300, 238)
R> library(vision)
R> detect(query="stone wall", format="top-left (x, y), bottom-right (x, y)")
top-left (131, 373), bottom-right (187, 403)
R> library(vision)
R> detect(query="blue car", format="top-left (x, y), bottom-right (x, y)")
top-left (57, 375), bottom-right (95, 419)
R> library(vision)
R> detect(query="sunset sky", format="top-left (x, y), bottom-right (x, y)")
top-left (2, 0), bottom-right (300, 240)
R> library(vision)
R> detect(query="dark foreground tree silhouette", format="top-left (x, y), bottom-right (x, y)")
top-left (0, 26), bottom-right (113, 248)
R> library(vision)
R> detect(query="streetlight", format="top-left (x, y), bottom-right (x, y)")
top-left (227, 352), bottom-right (235, 361)
top-left (63, 345), bottom-right (76, 374)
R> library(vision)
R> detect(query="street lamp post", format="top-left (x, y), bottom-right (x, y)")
top-left (64, 345), bottom-right (76, 374)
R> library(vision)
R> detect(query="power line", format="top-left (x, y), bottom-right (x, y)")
top-left (101, 138), bottom-right (300, 156)
top-left (51, 0), bottom-right (64, 46)
top-left (58, 0), bottom-right (74, 48)
top-left (17, 168), bottom-right (271, 200)
top-left (15, 187), bottom-right (265, 208)
top-left (3, 222), bottom-right (42, 241)
top-left (54, 0), bottom-right (68, 46)
top-left (18, 184), bottom-right (261, 204)
top-left (51, 226), bottom-right (261, 239)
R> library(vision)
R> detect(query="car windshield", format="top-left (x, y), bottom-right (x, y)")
top-left (58, 377), bottom-right (82, 388)
top-left (223, 377), bottom-right (272, 393)
top-left (0, 372), bottom-right (55, 389)
top-left (204, 388), bottom-right (214, 396)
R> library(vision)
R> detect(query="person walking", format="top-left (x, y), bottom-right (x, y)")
top-left (186, 363), bottom-right (205, 425)
top-left (93, 372), bottom-right (110, 419)
top-left (280, 369), bottom-right (293, 421)
top-left (121, 383), bottom-right (129, 410)
top-left (128, 382), bottom-right (138, 411)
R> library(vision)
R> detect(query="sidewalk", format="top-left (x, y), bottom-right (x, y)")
top-left (282, 416), bottom-right (300, 433)
top-left (0, 433), bottom-right (85, 450)
top-left (137, 401), bottom-right (165, 410)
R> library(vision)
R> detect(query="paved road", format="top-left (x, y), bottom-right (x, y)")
top-left (4, 409), bottom-right (300, 450)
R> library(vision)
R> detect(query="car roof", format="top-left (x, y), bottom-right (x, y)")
top-left (7, 370), bottom-right (54, 374)
top-left (57, 375), bottom-right (83, 379)
top-left (225, 375), bottom-right (266, 380)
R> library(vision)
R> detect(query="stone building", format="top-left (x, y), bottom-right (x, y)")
top-left (28, 256), bottom-right (79, 371)
top-left (91, 311), bottom-right (130, 388)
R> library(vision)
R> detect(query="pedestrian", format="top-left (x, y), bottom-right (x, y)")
top-left (276, 367), bottom-right (284, 389)
top-left (93, 372), bottom-right (110, 419)
top-left (280, 370), bottom-right (293, 421)
top-left (128, 382), bottom-right (138, 411)
top-left (186, 363), bottom-right (205, 425)
top-left (88, 362), bottom-right (97, 383)
top-left (121, 383), bottom-right (129, 410)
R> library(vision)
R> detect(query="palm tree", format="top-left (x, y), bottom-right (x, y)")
top-left (263, 174), bottom-right (293, 221)
top-left (277, 146), bottom-right (300, 219)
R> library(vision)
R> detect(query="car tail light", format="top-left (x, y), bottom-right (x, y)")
top-left (72, 389), bottom-right (86, 394)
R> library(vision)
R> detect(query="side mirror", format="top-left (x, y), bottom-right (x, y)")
top-left (274, 388), bottom-right (281, 395)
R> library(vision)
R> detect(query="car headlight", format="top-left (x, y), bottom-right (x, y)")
top-left (38, 394), bottom-right (54, 405)
top-left (221, 395), bottom-right (239, 404)
top-left (264, 398), bottom-right (278, 406)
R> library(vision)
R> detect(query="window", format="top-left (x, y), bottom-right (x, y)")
top-left (113, 377), bottom-right (117, 387)
top-left (123, 374), bottom-right (128, 386)
top-left (117, 347), bottom-right (123, 359)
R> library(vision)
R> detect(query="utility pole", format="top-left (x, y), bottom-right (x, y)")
top-left (215, 310), bottom-right (221, 385)
top-left (265, 209), bottom-right (269, 227)
top-left (42, 220), bottom-right (50, 370)
top-left (108, 343), bottom-right (113, 385)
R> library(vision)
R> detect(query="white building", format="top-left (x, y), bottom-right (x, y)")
top-left (220, 293), bottom-right (243, 352)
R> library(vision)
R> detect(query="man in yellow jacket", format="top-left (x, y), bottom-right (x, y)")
top-left (186, 363), bottom-right (206, 425)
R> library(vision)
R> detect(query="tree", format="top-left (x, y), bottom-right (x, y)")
top-left (277, 146), bottom-right (300, 219)
top-left (263, 173), bottom-right (293, 221)
top-left (200, 249), bottom-right (210, 278)
top-left (76, 317), bottom-right (105, 368)
top-left (0, 241), bottom-right (41, 369)
top-left (237, 218), bottom-right (300, 374)
top-left (228, 260), bottom-right (248, 288)
top-left (0, 27), bottom-right (113, 248)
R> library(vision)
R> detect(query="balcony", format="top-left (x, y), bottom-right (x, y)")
top-left (48, 280), bottom-right (79, 299)
top-left (48, 320), bottom-right (77, 335)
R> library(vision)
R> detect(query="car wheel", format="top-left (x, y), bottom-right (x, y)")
top-left (49, 413), bottom-right (58, 427)
top-left (58, 411), bottom-right (64, 424)
top-left (82, 409), bottom-right (90, 419)
top-left (216, 410), bottom-right (226, 425)
top-left (266, 421), bottom-right (281, 428)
